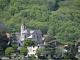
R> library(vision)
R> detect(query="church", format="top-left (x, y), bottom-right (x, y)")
top-left (15, 20), bottom-right (42, 43)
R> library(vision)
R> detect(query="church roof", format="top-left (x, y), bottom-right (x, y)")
top-left (29, 30), bottom-right (42, 34)
top-left (30, 30), bottom-right (34, 33)
top-left (33, 30), bottom-right (42, 34)
top-left (28, 35), bottom-right (33, 38)
top-left (23, 30), bottom-right (28, 33)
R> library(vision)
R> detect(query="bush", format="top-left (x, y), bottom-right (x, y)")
top-left (5, 47), bottom-right (14, 56)
top-left (20, 47), bottom-right (28, 56)
top-left (0, 58), bottom-right (2, 60)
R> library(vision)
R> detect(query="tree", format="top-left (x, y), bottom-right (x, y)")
top-left (20, 47), bottom-right (28, 56)
top-left (63, 43), bottom-right (77, 60)
top-left (0, 22), bottom-right (11, 56)
top-left (30, 54), bottom-right (36, 60)
top-left (0, 31), bottom-right (9, 55)
top-left (0, 0), bottom-right (80, 44)
top-left (45, 41), bottom-right (56, 58)
top-left (69, 44), bottom-right (77, 60)
top-left (11, 41), bottom-right (18, 53)
top-left (0, 22), bottom-right (11, 32)
top-left (0, 0), bottom-right (10, 10)
top-left (11, 32), bottom-right (18, 53)
top-left (36, 48), bottom-right (44, 56)
top-left (47, 0), bottom-right (59, 11)
top-left (5, 47), bottom-right (14, 58)
top-left (23, 39), bottom-right (37, 47)
top-left (47, 25), bottom-right (56, 41)
top-left (0, 22), bottom-right (11, 54)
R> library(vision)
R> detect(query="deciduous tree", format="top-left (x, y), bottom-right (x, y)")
top-left (5, 47), bottom-right (14, 58)
top-left (20, 47), bottom-right (28, 56)
top-left (23, 39), bottom-right (37, 47)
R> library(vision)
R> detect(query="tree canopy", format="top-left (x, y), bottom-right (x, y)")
top-left (36, 47), bottom-right (44, 56)
top-left (0, 31), bottom-right (9, 54)
top-left (23, 39), bottom-right (37, 47)
top-left (5, 47), bottom-right (14, 57)
top-left (20, 47), bottom-right (28, 56)
top-left (0, 0), bottom-right (80, 43)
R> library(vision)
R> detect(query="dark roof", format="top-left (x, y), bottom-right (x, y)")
top-left (49, 40), bottom-right (63, 46)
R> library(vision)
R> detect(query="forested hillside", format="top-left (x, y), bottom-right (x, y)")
top-left (0, 0), bottom-right (80, 43)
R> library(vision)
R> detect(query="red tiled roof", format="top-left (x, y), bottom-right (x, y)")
top-left (42, 37), bottom-right (45, 41)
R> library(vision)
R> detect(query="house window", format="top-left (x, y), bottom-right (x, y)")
top-left (46, 54), bottom-right (48, 57)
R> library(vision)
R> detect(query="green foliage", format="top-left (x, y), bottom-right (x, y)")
top-left (45, 41), bottom-right (56, 57)
top-left (63, 43), bottom-right (77, 60)
top-left (30, 54), bottom-right (36, 60)
top-left (11, 41), bottom-right (18, 52)
top-left (20, 47), bottom-right (28, 56)
top-left (0, 22), bottom-right (11, 32)
top-left (0, 30), bottom-right (9, 54)
top-left (55, 46), bottom-right (64, 57)
top-left (78, 59), bottom-right (80, 60)
top-left (23, 39), bottom-right (37, 47)
top-left (10, 32), bottom-right (18, 52)
top-left (0, 0), bottom-right (80, 43)
top-left (0, 58), bottom-right (2, 60)
top-left (30, 54), bottom-right (35, 58)
top-left (36, 48), bottom-right (44, 56)
top-left (5, 47), bottom-right (14, 56)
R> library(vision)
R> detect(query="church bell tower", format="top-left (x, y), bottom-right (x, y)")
top-left (20, 20), bottom-right (26, 41)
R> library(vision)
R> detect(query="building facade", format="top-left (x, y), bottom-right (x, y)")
top-left (16, 20), bottom-right (42, 43)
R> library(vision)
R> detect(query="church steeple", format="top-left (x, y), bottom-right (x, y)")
top-left (20, 19), bottom-right (42, 43)
top-left (21, 20), bottom-right (26, 30)
top-left (20, 20), bottom-right (27, 41)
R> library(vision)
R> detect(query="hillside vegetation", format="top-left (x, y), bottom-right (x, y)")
top-left (0, 0), bottom-right (80, 43)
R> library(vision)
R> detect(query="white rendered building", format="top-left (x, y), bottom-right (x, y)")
top-left (27, 46), bottom-right (38, 56)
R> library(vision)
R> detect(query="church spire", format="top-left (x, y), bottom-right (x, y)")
top-left (21, 20), bottom-right (26, 30)
top-left (20, 20), bottom-right (27, 41)
top-left (22, 19), bottom-right (24, 24)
